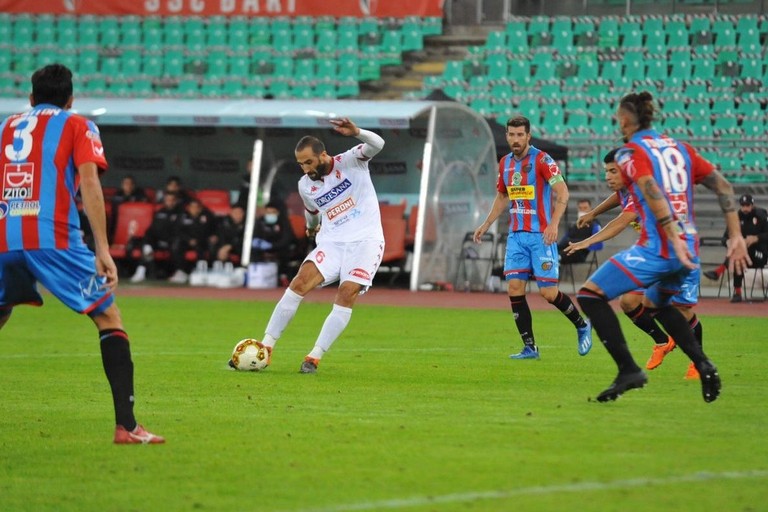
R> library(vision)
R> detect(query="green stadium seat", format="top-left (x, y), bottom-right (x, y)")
top-left (532, 58), bottom-right (555, 81)
top-left (589, 114), bottom-right (616, 138)
top-left (623, 51), bottom-right (645, 81)
top-left (314, 82), bottom-right (337, 99)
top-left (421, 17), bottom-right (442, 36)
top-left (0, 15), bottom-right (11, 42)
top-left (662, 114), bottom-right (689, 136)
top-left (162, 17), bottom-right (185, 46)
top-left (621, 28), bottom-right (642, 48)
top-left (315, 28), bottom-right (338, 55)
top-left (735, 97), bottom-right (762, 117)
top-left (442, 61), bottom-right (465, 82)
top-left (12, 15), bottom-right (34, 48)
top-left (336, 79), bottom-right (360, 98)
top-left (712, 22), bottom-right (735, 47)
top-left (741, 117), bottom-right (765, 139)
top-left (516, 97), bottom-right (540, 120)
top-left (98, 17), bottom-right (120, 46)
top-left (242, 81), bottom-right (267, 98)
top-left (713, 115), bottom-right (738, 132)
top-left (689, 120), bottom-right (714, 140)
top-left (359, 57), bottom-right (381, 81)
top-left (55, 15), bottom-right (77, 48)
top-left (528, 16), bottom-right (549, 35)
top-left (119, 50), bottom-right (142, 75)
top-left (292, 25), bottom-right (314, 51)
top-left (573, 17), bottom-right (595, 37)
top-left (249, 18), bottom-right (271, 46)
top-left (206, 51), bottom-right (227, 77)
top-left (401, 22), bottom-right (424, 52)
top-left (742, 151), bottom-right (767, 170)
top-left (81, 77), bottom-right (106, 96)
top-left (486, 55), bottom-right (509, 81)
top-left (140, 18), bottom-right (163, 51)
top-left (597, 17), bottom-right (619, 48)
top-left (484, 31), bottom-right (506, 53)
top-left (200, 79), bottom-right (222, 97)
top-left (130, 78), bottom-right (154, 96)
top-left (689, 16), bottom-right (710, 34)
top-left (665, 20), bottom-right (688, 48)
top-left (227, 17), bottom-right (249, 50)
top-left (221, 79), bottom-right (245, 98)
top-left (577, 57), bottom-right (598, 81)
top-left (175, 77), bottom-right (199, 97)
top-left (692, 58), bottom-right (715, 80)
top-left (644, 29), bottom-right (666, 53)
top-left (34, 14), bottom-right (56, 46)
top-left (228, 55), bottom-right (249, 76)
top-left (669, 50), bottom-right (692, 79)
top-left (164, 50), bottom-right (185, 77)
top-left (646, 58), bottom-right (668, 81)
top-left (379, 31), bottom-right (403, 66)
top-left (142, 54), bottom-right (163, 76)
top-left (206, 16), bottom-right (228, 47)
top-left (293, 58), bottom-right (314, 81)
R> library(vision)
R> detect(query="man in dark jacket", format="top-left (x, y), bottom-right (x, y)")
top-left (704, 194), bottom-right (768, 302)
top-left (169, 199), bottom-right (217, 283)
top-left (129, 191), bottom-right (184, 283)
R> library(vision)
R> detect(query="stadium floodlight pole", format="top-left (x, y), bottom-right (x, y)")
top-left (410, 105), bottom-right (437, 291)
top-left (241, 139), bottom-right (263, 267)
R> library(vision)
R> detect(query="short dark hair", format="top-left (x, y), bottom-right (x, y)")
top-left (295, 135), bottom-right (325, 155)
top-left (603, 148), bottom-right (620, 164)
top-left (506, 115), bottom-right (530, 133)
top-left (31, 64), bottom-right (73, 108)
top-left (619, 91), bottom-right (656, 130)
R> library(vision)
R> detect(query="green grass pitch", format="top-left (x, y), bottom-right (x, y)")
top-left (1, 295), bottom-right (766, 511)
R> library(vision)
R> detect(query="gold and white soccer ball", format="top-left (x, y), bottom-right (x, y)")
top-left (230, 339), bottom-right (270, 371)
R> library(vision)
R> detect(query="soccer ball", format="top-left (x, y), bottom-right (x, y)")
top-left (230, 339), bottom-right (270, 371)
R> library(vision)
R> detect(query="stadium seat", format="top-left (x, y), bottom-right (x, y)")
top-left (109, 202), bottom-right (155, 260)
top-left (196, 189), bottom-right (231, 216)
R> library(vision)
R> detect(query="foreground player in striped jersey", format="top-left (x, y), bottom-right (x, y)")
top-left (473, 115), bottom-right (593, 360)
top-left (576, 92), bottom-right (749, 403)
top-left (0, 64), bottom-right (163, 444)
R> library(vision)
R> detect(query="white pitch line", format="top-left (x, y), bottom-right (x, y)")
top-left (292, 470), bottom-right (768, 512)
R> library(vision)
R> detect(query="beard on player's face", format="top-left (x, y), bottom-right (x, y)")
top-left (307, 160), bottom-right (329, 181)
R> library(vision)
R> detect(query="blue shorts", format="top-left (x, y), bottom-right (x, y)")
top-left (0, 247), bottom-right (114, 316)
top-left (589, 244), bottom-right (698, 308)
top-left (504, 231), bottom-right (559, 287)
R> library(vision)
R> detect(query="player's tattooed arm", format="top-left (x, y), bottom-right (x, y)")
top-left (699, 171), bottom-right (737, 213)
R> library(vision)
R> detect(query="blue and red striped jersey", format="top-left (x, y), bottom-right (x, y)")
top-left (0, 104), bottom-right (108, 252)
top-left (496, 146), bottom-right (563, 233)
top-left (616, 129), bottom-right (713, 257)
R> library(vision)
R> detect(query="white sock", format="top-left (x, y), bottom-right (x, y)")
top-left (262, 288), bottom-right (303, 348)
top-left (308, 304), bottom-right (352, 359)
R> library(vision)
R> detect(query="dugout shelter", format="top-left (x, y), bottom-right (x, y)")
top-left (0, 98), bottom-right (498, 291)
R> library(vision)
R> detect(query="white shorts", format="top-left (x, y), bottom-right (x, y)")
top-left (305, 239), bottom-right (385, 289)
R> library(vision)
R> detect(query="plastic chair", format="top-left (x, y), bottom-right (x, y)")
top-left (379, 216), bottom-right (408, 284)
top-left (196, 189), bottom-right (231, 216)
top-left (109, 202), bottom-right (155, 260)
top-left (455, 232), bottom-right (495, 291)
top-left (561, 249), bottom-right (600, 294)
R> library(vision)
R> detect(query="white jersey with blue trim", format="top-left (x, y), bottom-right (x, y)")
top-left (298, 144), bottom-right (383, 244)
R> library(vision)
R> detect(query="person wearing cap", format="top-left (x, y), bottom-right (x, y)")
top-left (704, 194), bottom-right (768, 302)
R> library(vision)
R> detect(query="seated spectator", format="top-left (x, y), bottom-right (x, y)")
top-left (211, 205), bottom-right (247, 264)
top-left (158, 175), bottom-right (192, 205)
top-left (558, 199), bottom-right (603, 264)
top-left (168, 199), bottom-right (217, 284)
top-left (251, 201), bottom-right (296, 282)
top-left (129, 191), bottom-right (184, 283)
top-left (110, 175), bottom-right (149, 236)
top-left (703, 194), bottom-right (768, 302)
top-left (112, 175), bottom-right (148, 206)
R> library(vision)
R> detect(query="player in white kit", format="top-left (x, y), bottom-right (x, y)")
top-left (257, 118), bottom-right (385, 373)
